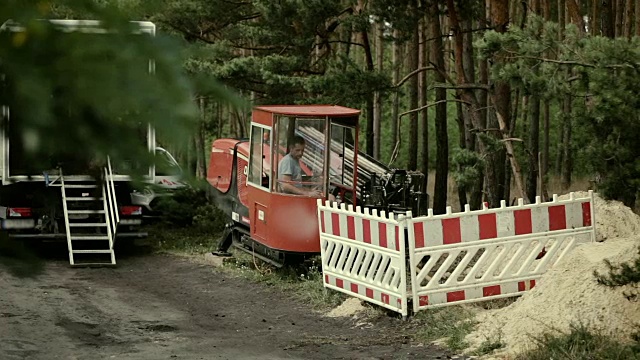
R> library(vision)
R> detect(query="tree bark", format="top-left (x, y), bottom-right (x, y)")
top-left (623, 0), bottom-right (632, 39)
top-left (419, 16), bottom-right (429, 192)
top-left (391, 29), bottom-right (401, 159)
top-left (429, 1), bottom-right (449, 214)
top-left (358, 0), bottom-right (375, 156)
top-left (542, 100), bottom-right (550, 200)
top-left (527, 95), bottom-right (540, 202)
top-left (615, 0), bottom-right (623, 37)
top-left (636, 0), bottom-right (640, 36)
top-left (456, 100), bottom-right (467, 209)
top-left (591, 0), bottom-right (599, 35)
top-left (567, 0), bottom-right (586, 33)
top-left (408, 23), bottom-right (419, 171)
top-left (601, 0), bottom-right (615, 37)
top-left (561, 94), bottom-right (573, 189)
top-left (373, 20), bottom-right (384, 160)
top-left (488, 0), bottom-right (512, 206)
top-left (195, 97), bottom-right (207, 179)
top-left (470, 0), bottom-right (489, 211)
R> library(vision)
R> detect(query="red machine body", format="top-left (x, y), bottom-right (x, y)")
top-left (207, 105), bottom-right (361, 264)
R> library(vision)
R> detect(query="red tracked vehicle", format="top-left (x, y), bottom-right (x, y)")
top-left (207, 105), bottom-right (427, 266)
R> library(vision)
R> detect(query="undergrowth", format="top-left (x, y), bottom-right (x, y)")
top-left (411, 305), bottom-right (478, 352)
top-left (517, 323), bottom-right (640, 360)
top-left (221, 252), bottom-right (345, 311)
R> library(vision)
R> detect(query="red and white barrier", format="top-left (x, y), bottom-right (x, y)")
top-left (408, 191), bottom-right (595, 311)
top-left (317, 200), bottom-right (409, 317)
top-left (412, 193), bottom-right (593, 248)
top-left (317, 192), bottom-right (596, 314)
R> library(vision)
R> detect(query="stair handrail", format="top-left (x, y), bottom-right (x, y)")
top-left (59, 167), bottom-right (76, 265)
top-left (104, 156), bottom-right (119, 236)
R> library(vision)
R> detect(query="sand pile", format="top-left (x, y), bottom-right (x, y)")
top-left (325, 297), bottom-right (367, 318)
top-left (465, 192), bottom-right (640, 357)
top-left (561, 191), bottom-right (640, 241)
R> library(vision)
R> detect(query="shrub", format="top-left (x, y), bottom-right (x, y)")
top-left (153, 187), bottom-right (226, 234)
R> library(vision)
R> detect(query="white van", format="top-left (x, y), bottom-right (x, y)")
top-left (130, 147), bottom-right (186, 213)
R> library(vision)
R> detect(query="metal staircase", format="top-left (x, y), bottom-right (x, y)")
top-left (57, 159), bottom-right (120, 266)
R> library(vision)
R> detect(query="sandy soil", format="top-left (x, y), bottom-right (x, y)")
top-left (0, 245), bottom-right (462, 360)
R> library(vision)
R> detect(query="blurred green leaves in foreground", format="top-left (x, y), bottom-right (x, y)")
top-left (1, 0), bottom-right (238, 175)
top-left (0, 0), bottom-right (239, 276)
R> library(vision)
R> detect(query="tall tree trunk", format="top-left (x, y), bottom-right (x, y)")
top-left (591, 0), bottom-right (599, 35)
top-left (561, 94), bottom-right (573, 188)
top-left (358, 0), bottom-right (375, 156)
top-left (567, 0), bottom-right (586, 32)
top-left (419, 17), bottom-right (429, 193)
top-left (470, 0), bottom-right (490, 210)
top-left (488, 0), bottom-right (512, 206)
top-left (615, 0), bottom-right (623, 37)
top-left (527, 95), bottom-right (540, 202)
top-left (391, 29), bottom-right (401, 159)
top-left (373, 20), bottom-right (384, 160)
top-left (542, 100), bottom-right (550, 199)
top-left (457, 15), bottom-right (476, 208)
top-left (456, 101), bottom-right (467, 209)
top-left (195, 97), bottom-right (207, 178)
top-left (623, 0), bottom-right (632, 39)
top-left (216, 102), bottom-right (223, 139)
top-left (636, 0), bottom-right (640, 36)
top-left (601, 0), bottom-right (615, 37)
top-left (408, 24), bottom-right (419, 171)
top-left (429, 2), bottom-right (449, 214)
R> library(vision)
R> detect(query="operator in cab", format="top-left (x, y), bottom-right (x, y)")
top-left (277, 135), bottom-right (323, 197)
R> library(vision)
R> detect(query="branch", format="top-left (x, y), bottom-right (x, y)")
top-left (399, 99), bottom-right (471, 118)
top-left (499, 137), bottom-right (525, 143)
top-left (418, 26), bottom-right (497, 45)
top-left (394, 66), bottom-right (435, 88)
top-left (510, 55), bottom-right (639, 70)
top-left (431, 83), bottom-right (491, 91)
top-left (324, 40), bottom-right (365, 48)
top-left (429, 61), bottom-right (456, 85)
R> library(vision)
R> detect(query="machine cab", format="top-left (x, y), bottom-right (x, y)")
top-left (245, 105), bottom-right (360, 254)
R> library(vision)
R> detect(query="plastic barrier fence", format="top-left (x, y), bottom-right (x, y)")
top-left (317, 201), bottom-right (409, 317)
top-left (407, 192), bottom-right (595, 311)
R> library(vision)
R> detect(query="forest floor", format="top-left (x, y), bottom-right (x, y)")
top-left (0, 243), bottom-right (468, 360)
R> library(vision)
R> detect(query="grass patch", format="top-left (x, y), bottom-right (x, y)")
top-left (221, 252), bottom-right (346, 311)
top-left (411, 305), bottom-right (477, 352)
top-left (518, 323), bottom-right (640, 360)
top-left (147, 224), bottom-right (220, 255)
top-left (471, 336), bottom-right (505, 356)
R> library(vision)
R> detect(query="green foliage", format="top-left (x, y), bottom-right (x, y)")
top-left (517, 323), bottom-right (640, 360)
top-left (1, 1), bottom-right (196, 172)
top-left (150, 226), bottom-right (216, 255)
top-left (479, 15), bottom-right (640, 205)
top-left (594, 248), bottom-right (640, 301)
top-left (411, 306), bottom-right (477, 352)
top-left (471, 337), bottom-right (505, 356)
top-left (153, 187), bottom-right (226, 234)
top-left (451, 148), bottom-right (484, 189)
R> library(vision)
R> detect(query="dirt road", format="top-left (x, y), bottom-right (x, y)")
top-left (0, 247), bottom-right (462, 360)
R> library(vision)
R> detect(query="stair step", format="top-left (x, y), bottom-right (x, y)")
top-left (72, 250), bottom-right (113, 254)
top-left (70, 235), bottom-right (110, 240)
top-left (70, 262), bottom-right (116, 267)
top-left (67, 210), bottom-right (105, 214)
top-left (69, 223), bottom-right (108, 227)
top-left (65, 184), bottom-right (98, 189)
top-left (66, 197), bottom-right (103, 201)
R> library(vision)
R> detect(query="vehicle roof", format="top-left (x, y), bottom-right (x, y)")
top-left (254, 105), bottom-right (360, 117)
